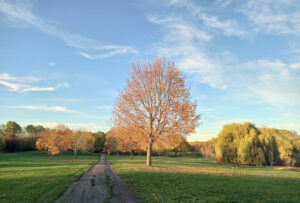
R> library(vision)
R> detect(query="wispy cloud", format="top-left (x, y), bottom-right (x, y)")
top-left (8, 105), bottom-right (108, 120)
top-left (0, 0), bottom-right (137, 59)
top-left (146, 0), bottom-right (300, 106)
top-left (199, 14), bottom-right (247, 37)
top-left (48, 62), bottom-right (55, 67)
top-left (238, 0), bottom-right (300, 35)
top-left (9, 105), bottom-right (73, 112)
top-left (30, 122), bottom-right (110, 132)
top-left (147, 15), bottom-right (225, 89)
top-left (0, 73), bottom-right (69, 93)
top-left (79, 45), bottom-right (138, 60)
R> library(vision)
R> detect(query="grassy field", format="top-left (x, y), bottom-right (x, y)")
top-left (0, 151), bottom-right (99, 203)
top-left (107, 154), bottom-right (300, 202)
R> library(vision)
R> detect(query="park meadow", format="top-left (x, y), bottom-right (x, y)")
top-left (1, 58), bottom-right (300, 202)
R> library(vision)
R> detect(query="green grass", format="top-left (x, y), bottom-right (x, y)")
top-left (107, 155), bottom-right (300, 202)
top-left (0, 151), bottom-right (99, 203)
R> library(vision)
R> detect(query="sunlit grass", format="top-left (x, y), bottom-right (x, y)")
top-left (107, 155), bottom-right (300, 202)
top-left (0, 151), bottom-right (99, 203)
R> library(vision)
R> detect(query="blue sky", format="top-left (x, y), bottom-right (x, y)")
top-left (0, 0), bottom-right (299, 141)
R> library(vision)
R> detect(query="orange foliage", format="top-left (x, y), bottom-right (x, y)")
top-left (113, 57), bottom-right (200, 165)
top-left (36, 125), bottom-right (72, 159)
top-left (115, 126), bottom-right (146, 158)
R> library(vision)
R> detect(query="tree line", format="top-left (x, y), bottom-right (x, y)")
top-left (0, 120), bottom-right (189, 160)
top-left (0, 121), bottom-right (106, 159)
top-left (1, 120), bottom-right (299, 167)
top-left (190, 122), bottom-right (300, 167)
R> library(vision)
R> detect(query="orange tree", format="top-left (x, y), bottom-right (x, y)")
top-left (114, 126), bottom-right (145, 160)
top-left (113, 57), bottom-right (200, 165)
top-left (36, 125), bottom-right (72, 160)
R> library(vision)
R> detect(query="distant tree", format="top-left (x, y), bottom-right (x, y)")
top-left (113, 57), bottom-right (200, 166)
top-left (189, 141), bottom-right (206, 155)
top-left (163, 134), bottom-right (184, 157)
top-left (26, 125), bottom-right (45, 137)
top-left (36, 125), bottom-right (72, 160)
top-left (0, 135), bottom-right (5, 151)
top-left (202, 138), bottom-right (217, 160)
top-left (115, 126), bottom-right (145, 160)
top-left (0, 124), bottom-right (5, 136)
top-left (105, 128), bottom-right (118, 155)
top-left (70, 131), bottom-right (83, 159)
top-left (176, 137), bottom-right (190, 156)
top-left (70, 131), bottom-right (95, 158)
top-left (4, 134), bottom-right (18, 152)
top-left (18, 136), bottom-right (37, 151)
top-left (5, 121), bottom-right (22, 135)
top-left (93, 131), bottom-right (106, 152)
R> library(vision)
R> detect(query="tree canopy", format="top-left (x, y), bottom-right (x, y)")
top-left (113, 57), bottom-right (200, 165)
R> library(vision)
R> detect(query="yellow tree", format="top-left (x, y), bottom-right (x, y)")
top-left (114, 57), bottom-right (200, 165)
top-left (105, 128), bottom-right (118, 155)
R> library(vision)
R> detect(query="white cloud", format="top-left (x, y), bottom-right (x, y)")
top-left (9, 105), bottom-right (73, 112)
top-left (0, 73), bottom-right (69, 93)
top-left (147, 15), bottom-right (181, 24)
top-left (8, 105), bottom-right (108, 120)
top-left (147, 16), bottom-right (225, 89)
top-left (0, 0), bottom-right (137, 59)
top-left (290, 63), bottom-right (300, 70)
top-left (30, 122), bottom-right (110, 132)
top-left (147, 0), bottom-right (300, 106)
top-left (238, 0), bottom-right (300, 35)
top-left (79, 46), bottom-right (137, 60)
top-left (0, 73), bottom-right (40, 83)
top-left (48, 62), bottom-right (55, 66)
top-left (200, 13), bottom-right (247, 37)
top-left (217, 59), bottom-right (300, 106)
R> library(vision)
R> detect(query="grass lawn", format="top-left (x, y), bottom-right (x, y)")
top-left (107, 154), bottom-right (300, 202)
top-left (0, 151), bottom-right (99, 203)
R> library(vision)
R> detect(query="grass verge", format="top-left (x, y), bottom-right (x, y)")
top-left (0, 151), bottom-right (99, 202)
top-left (107, 155), bottom-right (300, 202)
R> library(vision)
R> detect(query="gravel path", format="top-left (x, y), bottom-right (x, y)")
top-left (55, 154), bottom-right (138, 203)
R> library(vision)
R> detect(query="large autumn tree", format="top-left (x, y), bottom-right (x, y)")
top-left (113, 57), bottom-right (200, 165)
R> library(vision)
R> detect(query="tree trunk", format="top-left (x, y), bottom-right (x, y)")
top-left (50, 154), bottom-right (53, 160)
top-left (174, 151), bottom-right (177, 157)
top-left (74, 149), bottom-right (77, 159)
top-left (269, 151), bottom-right (273, 166)
top-left (146, 141), bottom-right (152, 166)
top-left (130, 151), bottom-right (133, 160)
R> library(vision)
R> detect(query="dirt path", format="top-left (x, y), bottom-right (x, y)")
top-left (55, 154), bottom-right (138, 203)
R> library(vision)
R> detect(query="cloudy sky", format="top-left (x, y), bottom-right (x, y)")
top-left (0, 0), bottom-right (299, 141)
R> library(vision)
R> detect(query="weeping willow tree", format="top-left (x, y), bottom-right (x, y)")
top-left (275, 130), bottom-right (299, 166)
top-left (212, 123), bottom-right (300, 166)
top-left (216, 122), bottom-right (266, 166)
top-left (259, 128), bottom-right (280, 166)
